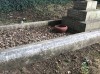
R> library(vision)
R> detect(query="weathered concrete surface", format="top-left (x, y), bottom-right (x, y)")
top-left (85, 19), bottom-right (100, 31)
top-left (0, 30), bottom-right (100, 63)
top-left (67, 9), bottom-right (100, 21)
top-left (73, 1), bottom-right (97, 10)
top-left (0, 19), bottom-right (61, 30)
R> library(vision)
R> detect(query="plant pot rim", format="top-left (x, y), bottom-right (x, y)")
top-left (54, 25), bottom-right (68, 33)
top-left (55, 25), bottom-right (67, 27)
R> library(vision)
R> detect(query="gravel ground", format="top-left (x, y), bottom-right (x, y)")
top-left (0, 25), bottom-right (70, 50)
top-left (0, 43), bottom-right (100, 74)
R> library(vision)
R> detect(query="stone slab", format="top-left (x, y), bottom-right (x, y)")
top-left (0, 20), bottom-right (61, 30)
top-left (67, 9), bottom-right (100, 21)
top-left (85, 19), bottom-right (100, 31)
top-left (62, 17), bottom-right (100, 32)
top-left (0, 30), bottom-right (100, 63)
top-left (67, 9), bottom-right (86, 21)
top-left (73, 1), bottom-right (97, 10)
top-left (62, 17), bottom-right (86, 32)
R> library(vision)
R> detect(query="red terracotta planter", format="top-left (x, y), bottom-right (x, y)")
top-left (53, 25), bottom-right (68, 33)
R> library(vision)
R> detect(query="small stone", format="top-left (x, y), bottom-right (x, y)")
top-left (0, 26), bottom-right (70, 49)
top-left (68, 71), bottom-right (71, 74)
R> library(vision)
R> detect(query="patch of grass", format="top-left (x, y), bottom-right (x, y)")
top-left (81, 62), bottom-right (89, 74)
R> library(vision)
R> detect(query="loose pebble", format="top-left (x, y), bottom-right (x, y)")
top-left (0, 25), bottom-right (70, 49)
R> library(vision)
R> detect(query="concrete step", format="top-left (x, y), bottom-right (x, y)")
top-left (73, 1), bottom-right (97, 10)
top-left (62, 17), bottom-right (100, 32)
top-left (67, 9), bottom-right (100, 21)
top-left (85, 19), bottom-right (100, 31)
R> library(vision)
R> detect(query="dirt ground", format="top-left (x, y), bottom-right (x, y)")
top-left (0, 25), bottom-right (70, 50)
top-left (0, 43), bottom-right (100, 74)
top-left (0, 2), bottom-right (100, 74)
top-left (0, 3), bottom-right (72, 25)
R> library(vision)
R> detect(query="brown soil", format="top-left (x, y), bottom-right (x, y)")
top-left (0, 25), bottom-right (70, 50)
top-left (0, 43), bottom-right (100, 74)
top-left (0, 3), bottom-right (73, 25)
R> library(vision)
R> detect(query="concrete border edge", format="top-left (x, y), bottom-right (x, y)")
top-left (0, 30), bottom-right (100, 63)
